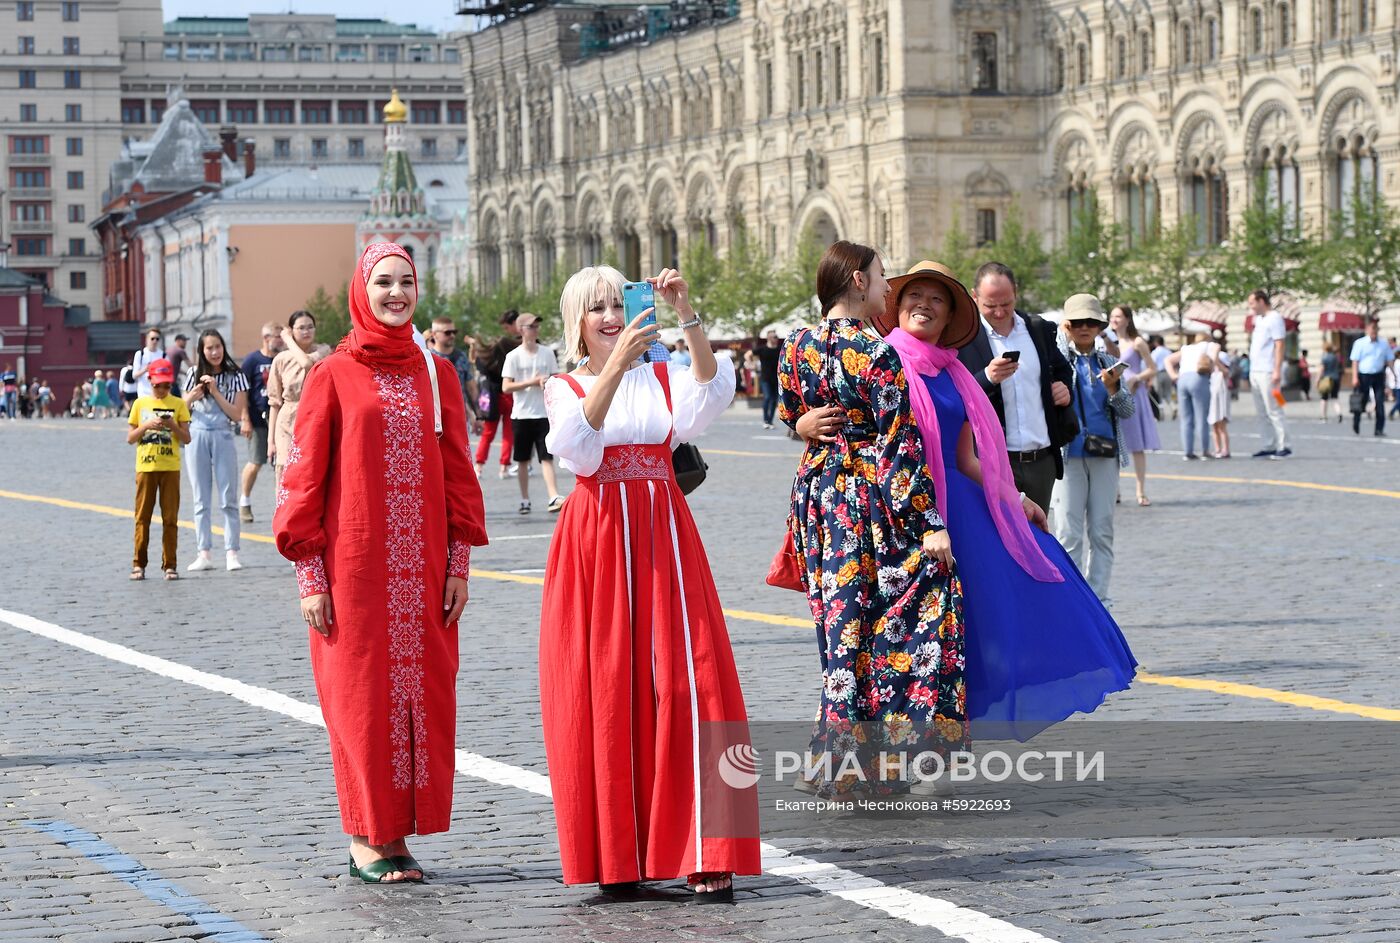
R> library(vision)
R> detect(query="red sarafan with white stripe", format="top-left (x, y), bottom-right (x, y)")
top-left (540, 360), bottom-right (761, 885)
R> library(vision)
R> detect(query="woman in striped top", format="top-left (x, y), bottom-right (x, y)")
top-left (183, 329), bottom-right (249, 572)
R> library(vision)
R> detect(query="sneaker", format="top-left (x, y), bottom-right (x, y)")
top-left (1251, 449), bottom-right (1275, 459)
top-left (547, 495), bottom-right (565, 513)
top-left (1377, 431), bottom-right (1387, 437)
top-left (763, 423), bottom-right (774, 430)
top-left (239, 505), bottom-right (254, 523)
top-left (1183, 453), bottom-right (1198, 461)
top-left (1273, 448), bottom-right (1292, 459)
top-left (518, 501), bottom-right (531, 515)
top-left (225, 550), bottom-right (243, 572)
top-left (506, 462), bottom-right (520, 477)
top-left (474, 463), bottom-right (485, 479)
top-left (186, 551), bottom-right (216, 572)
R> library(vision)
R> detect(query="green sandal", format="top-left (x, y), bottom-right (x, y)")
top-left (393, 855), bottom-right (427, 883)
top-left (348, 854), bottom-right (405, 884)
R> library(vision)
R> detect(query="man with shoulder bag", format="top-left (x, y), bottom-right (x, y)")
top-left (1050, 295), bottom-right (1136, 608)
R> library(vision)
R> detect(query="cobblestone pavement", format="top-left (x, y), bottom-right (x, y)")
top-left (1, 394), bottom-right (1398, 943)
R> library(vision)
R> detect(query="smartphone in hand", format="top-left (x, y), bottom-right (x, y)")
top-left (1001, 349), bottom-right (1021, 363)
top-left (623, 281), bottom-right (656, 328)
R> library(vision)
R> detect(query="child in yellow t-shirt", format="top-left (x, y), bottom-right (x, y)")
top-left (126, 358), bottom-right (191, 580)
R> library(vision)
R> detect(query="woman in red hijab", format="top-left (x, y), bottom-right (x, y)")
top-left (275, 242), bottom-right (487, 883)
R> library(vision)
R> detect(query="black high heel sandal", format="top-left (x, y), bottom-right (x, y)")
top-left (688, 872), bottom-right (735, 904)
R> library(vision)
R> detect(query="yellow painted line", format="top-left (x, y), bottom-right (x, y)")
top-left (6, 487), bottom-right (1400, 721)
top-left (1122, 472), bottom-right (1400, 500)
top-left (703, 448), bottom-right (792, 458)
top-left (1136, 671), bottom-right (1400, 721)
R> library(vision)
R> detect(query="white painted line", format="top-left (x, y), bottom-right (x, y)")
top-left (0, 608), bottom-right (1059, 943)
top-left (486, 533), bottom-right (554, 541)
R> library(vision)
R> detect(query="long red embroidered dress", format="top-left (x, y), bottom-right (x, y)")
top-left (540, 359), bottom-right (761, 886)
top-left (274, 243), bottom-right (487, 845)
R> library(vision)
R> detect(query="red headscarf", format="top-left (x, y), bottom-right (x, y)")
top-left (338, 242), bottom-right (423, 371)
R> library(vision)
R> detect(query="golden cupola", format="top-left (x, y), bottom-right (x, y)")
top-left (382, 88), bottom-right (408, 124)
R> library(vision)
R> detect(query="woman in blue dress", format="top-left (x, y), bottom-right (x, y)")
top-left (779, 242), bottom-right (968, 796)
top-left (797, 261), bottom-right (1136, 742)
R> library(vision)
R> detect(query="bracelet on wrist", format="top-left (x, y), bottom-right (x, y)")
top-left (678, 314), bottom-right (702, 330)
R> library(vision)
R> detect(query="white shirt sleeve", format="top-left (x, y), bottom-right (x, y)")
top-left (668, 356), bottom-right (736, 443)
top-left (543, 376), bottom-right (604, 477)
top-left (501, 347), bottom-right (520, 381)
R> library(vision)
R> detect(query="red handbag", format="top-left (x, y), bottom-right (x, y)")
top-left (767, 335), bottom-right (808, 593)
top-left (766, 526), bottom-right (805, 591)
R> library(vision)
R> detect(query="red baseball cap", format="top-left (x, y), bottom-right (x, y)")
top-left (147, 358), bottom-right (174, 384)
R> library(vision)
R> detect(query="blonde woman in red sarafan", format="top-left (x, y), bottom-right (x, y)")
top-left (538, 264), bottom-right (760, 903)
top-left (274, 242), bottom-right (487, 884)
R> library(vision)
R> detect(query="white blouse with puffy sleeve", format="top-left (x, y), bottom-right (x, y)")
top-left (544, 357), bottom-right (736, 478)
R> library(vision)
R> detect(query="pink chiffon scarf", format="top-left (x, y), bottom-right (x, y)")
top-left (884, 327), bottom-right (1063, 583)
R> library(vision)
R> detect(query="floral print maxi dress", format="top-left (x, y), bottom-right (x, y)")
top-left (779, 319), bottom-right (969, 796)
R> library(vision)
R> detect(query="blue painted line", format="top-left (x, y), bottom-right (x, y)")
top-left (25, 820), bottom-right (268, 943)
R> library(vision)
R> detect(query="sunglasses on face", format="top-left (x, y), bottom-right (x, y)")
top-left (438, 329), bottom-right (457, 336)
top-left (1068, 319), bottom-right (1102, 329)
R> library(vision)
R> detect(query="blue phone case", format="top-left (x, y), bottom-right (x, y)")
top-left (624, 281), bottom-right (656, 327)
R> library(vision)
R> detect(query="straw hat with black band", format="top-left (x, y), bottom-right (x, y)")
top-left (874, 260), bottom-right (981, 348)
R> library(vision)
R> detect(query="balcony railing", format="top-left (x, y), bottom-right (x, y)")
top-left (9, 187), bottom-right (53, 199)
top-left (9, 219), bottom-right (54, 233)
top-left (8, 153), bottom-right (52, 166)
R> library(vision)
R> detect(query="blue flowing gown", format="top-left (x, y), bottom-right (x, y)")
top-left (924, 370), bottom-right (1137, 741)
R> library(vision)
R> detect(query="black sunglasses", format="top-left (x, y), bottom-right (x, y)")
top-left (438, 329), bottom-right (457, 335)
top-left (1067, 319), bottom-right (1103, 329)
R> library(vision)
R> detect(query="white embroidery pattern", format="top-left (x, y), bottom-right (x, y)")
top-left (275, 435), bottom-right (302, 511)
top-left (376, 370), bottom-right (429, 791)
top-left (448, 540), bottom-right (471, 579)
top-left (594, 444), bottom-right (671, 483)
top-left (295, 555), bottom-right (329, 596)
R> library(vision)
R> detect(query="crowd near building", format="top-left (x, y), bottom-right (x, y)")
top-left (463, 0), bottom-right (1400, 354)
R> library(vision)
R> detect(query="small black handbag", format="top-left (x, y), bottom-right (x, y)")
top-left (672, 442), bottom-right (708, 495)
top-left (1349, 388), bottom-right (1366, 414)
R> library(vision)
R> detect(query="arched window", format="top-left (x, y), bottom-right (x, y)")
top-left (1205, 17), bottom-right (1220, 61)
top-left (1055, 45), bottom-right (1067, 91)
top-left (1120, 174), bottom-right (1157, 247)
top-left (1066, 180), bottom-right (1092, 233)
top-left (1139, 29), bottom-right (1152, 73)
top-left (1277, 2), bottom-right (1292, 46)
top-left (1357, 0), bottom-right (1370, 32)
top-left (1335, 135), bottom-right (1378, 217)
top-left (1187, 162), bottom-right (1226, 246)
top-left (1115, 34), bottom-right (1127, 78)
top-left (1326, 0), bottom-right (1340, 38)
top-left (1258, 146), bottom-right (1299, 228)
top-left (972, 32), bottom-right (998, 92)
top-left (1250, 7), bottom-right (1264, 53)
top-left (1180, 22), bottom-right (1193, 65)
top-left (1076, 41), bottom-right (1089, 85)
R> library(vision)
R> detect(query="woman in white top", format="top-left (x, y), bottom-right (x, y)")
top-left (538, 265), bottom-right (760, 901)
top-left (1208, 344), bottom-right (1233, 458)
top-left (1165, 334), bottom-right (1222, 460)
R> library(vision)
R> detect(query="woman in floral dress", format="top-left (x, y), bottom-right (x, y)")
top-left (779, 241), bottom-right (967, 796)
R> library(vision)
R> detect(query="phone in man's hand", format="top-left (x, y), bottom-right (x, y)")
top-left (623, 281), bottom-right (656, 328)
top-left (1001, 349), bottom-right (1021, 363)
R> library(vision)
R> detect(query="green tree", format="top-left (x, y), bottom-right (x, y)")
top-left (305, 284), bottom-right (350, 347)
top-left (934, 210), bottom-right (979, 287)
top-left (1316, 191), bottom-right (1400, 319)
top-left (1125, 219), bottom-right (1209, 335)
top-left (1205, 193), bottom-right (1323, 304)
top-left (1046, 197), bottom-right (1135, 308)
top-left (983, 201), bottom-right (1049, 311)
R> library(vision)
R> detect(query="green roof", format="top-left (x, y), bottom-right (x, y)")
top-left (164, 17), bottom-right (436, 38)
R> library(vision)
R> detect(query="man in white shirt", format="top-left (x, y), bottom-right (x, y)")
top-left (131, 328), bottom-right (166, 400)
top-left (1246, 290), bottom-right (1292, 458)
top-left (501, 313), bottom-right (563, 514)
top-left (956, 262), bottom-right (1074, 512)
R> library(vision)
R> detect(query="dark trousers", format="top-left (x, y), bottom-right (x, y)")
top-left (1354, 373), bottom-right (1388, 434)
top-left (761, 378), bottom-right (779, 425)
top-left (1009, 450), bottom-right (1059, 514)
top-left (133, 469), bottom-right (181, 570)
